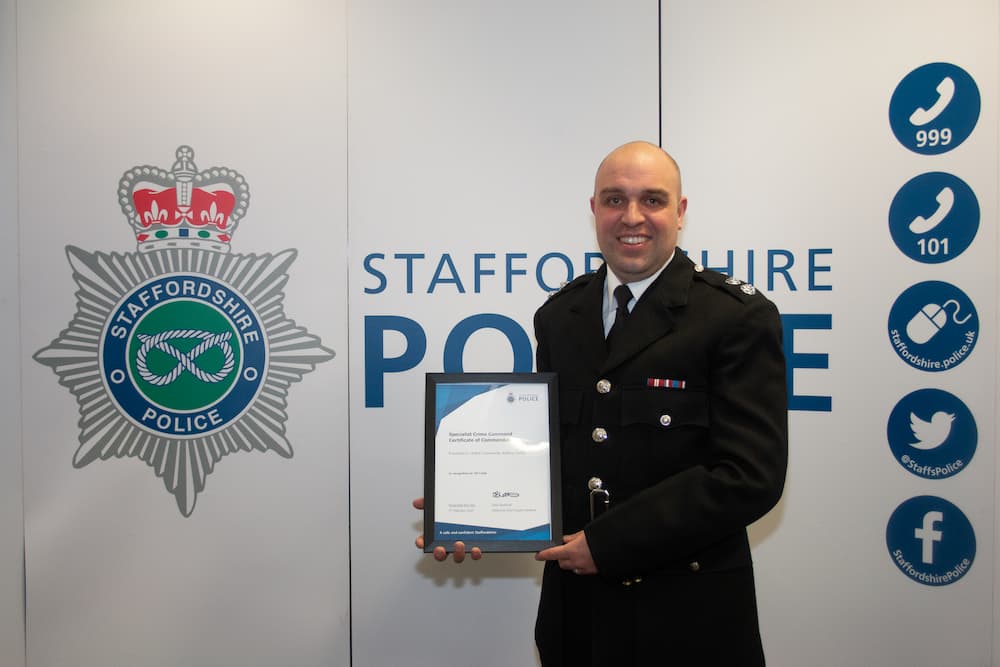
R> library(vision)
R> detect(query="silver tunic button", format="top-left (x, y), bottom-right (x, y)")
top-left (591, 427), bottom-right (608, 443)
top-left (694, 264), bottom-right (704, 272)
top-left (596, 379), bottom-right (611, 394)
top-left (689, 561), bottom-right (701, 572)
top-left (659, 414), bottom-right (672, 427)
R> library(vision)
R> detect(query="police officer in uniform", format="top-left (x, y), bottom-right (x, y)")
top-left (531, 141), bottom-right (787, 666)
top-left (417, 141), bottom-right (787, 666)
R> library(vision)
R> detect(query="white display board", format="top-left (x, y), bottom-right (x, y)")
top-left (18, 2), bottom-right (350, 666)
top-left (663, 1), bottom-right (997, 665)
top-left (4, 2), bottom-right (999, 666)
top-left (346, 2), bottom-right (658, 665)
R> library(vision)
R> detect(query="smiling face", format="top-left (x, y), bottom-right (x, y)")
top-left (590, 142), bottom-right (687, 283)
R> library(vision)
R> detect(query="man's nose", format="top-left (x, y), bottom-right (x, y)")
top-left (622, 200), bottom-right (643, 224)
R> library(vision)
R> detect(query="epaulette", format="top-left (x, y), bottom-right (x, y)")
top-left (542, 271), bottom-right (595, 303)
top-left (691, 263), bottom-right (762, 304)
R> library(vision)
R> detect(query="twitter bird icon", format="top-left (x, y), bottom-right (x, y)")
top-left (909, 411), bottom-right (955, 450)
top-left (889, 389), bottom-right (975, 480)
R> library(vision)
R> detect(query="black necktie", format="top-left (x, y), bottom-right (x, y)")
top-left (606, 285), bottom-right (633, 347)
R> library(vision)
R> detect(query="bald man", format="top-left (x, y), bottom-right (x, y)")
top-left (530, 141), bottom-right (787, 665)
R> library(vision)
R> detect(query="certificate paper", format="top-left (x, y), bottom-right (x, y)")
top-left (424, 373), bottom-right (561, 553)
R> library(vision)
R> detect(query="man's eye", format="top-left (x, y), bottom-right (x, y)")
top-left (645, 197), bottom-right (663, 206)
top-left (607, 196), bottom-right (623, 206)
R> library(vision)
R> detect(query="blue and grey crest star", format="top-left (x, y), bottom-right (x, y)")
top-left (35, 146), bottom-right (335, 515)
top-left (35, 246), bottom-right (334, 516)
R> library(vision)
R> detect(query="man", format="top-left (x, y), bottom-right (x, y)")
top-left (417, 141), bottom-right (787, 666)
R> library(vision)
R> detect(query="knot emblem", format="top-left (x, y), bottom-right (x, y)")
top-left (136, 329), bottom-right (235, 386)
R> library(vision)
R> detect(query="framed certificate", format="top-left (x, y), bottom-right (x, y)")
top-left (424, 372), bottom-right (562, 553)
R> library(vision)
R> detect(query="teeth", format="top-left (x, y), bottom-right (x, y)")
top-left (620, 236), bottom-right (645, 245)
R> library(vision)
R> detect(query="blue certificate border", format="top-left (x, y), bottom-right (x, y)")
top-left (424, 372), bottom-right (562, 553)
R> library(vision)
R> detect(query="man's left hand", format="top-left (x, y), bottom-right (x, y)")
top-left (535, 531), bottom-right (598, 575)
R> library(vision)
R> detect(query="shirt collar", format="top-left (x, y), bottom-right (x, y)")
top-left (605, 249), bottom-right (675, 313)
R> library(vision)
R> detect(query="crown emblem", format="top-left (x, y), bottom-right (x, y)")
top-left (118, 145), bottom-right (250, 253)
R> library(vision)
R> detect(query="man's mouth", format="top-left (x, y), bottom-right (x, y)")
top-left (618, 235), bottom-right (648, 246)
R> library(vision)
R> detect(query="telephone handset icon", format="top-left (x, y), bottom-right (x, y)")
top-left (909, 77), bottom-right (955, 126)
top-left (909, 187), bottom-right (954, 234)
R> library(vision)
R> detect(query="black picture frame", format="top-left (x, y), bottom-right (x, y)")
top-left (424, 372), bottom-right (562, 553)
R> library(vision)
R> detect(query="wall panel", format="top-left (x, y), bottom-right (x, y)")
top-left (347, 2), bottom-right (659, 665)
top-left (662, 1), bottom-right (997, 664)
top-left (19, 2), bottom-right (350, 665)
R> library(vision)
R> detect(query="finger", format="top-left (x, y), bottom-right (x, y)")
top-left (535, 544), bottom-right (563, 561)
top-left (412, 497), bottom-right (424, 510)
top-left (416, 535), bottom-right (425, 549)
top-left (470, 547), bottom-right (483, 561)
top-left (453, 541), bottom-right (467, 563)
top-left (433, 546), bottom-right (448, 562)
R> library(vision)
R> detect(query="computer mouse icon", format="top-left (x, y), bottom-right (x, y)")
top-left (906, 299), bottom-right (971, 344)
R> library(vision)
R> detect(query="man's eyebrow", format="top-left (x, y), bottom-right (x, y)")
top-left (597, 187), bottom-right (671, 199)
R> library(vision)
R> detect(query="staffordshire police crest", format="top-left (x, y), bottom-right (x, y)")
top-left (34, 146), bottom-right (334, 516)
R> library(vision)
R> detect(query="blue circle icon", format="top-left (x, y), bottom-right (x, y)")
top-left (889, 172), bottom-right (979, 263)
top-left (887, 389), bottom-right (976, 479)
top-left (888, 281), bottom-right (978, 371)
top-left (889, 62), bottom-right (980, 154)
top-left (886, 496), bottom-right (975, 586)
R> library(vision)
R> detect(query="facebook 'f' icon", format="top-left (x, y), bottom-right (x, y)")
top-left (914, 511), bottom-right (943, 563)
top-left (887, 496), bottom-right (975, 586)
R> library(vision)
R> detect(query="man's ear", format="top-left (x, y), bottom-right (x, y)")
top-left (590, 196), bottom-right (596, 214)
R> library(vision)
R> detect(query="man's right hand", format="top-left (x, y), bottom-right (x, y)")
top-left (413, 497), bottom-right (483, 563)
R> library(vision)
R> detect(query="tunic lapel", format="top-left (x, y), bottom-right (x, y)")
top-left (563, 264), bottom-right (608, 371)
